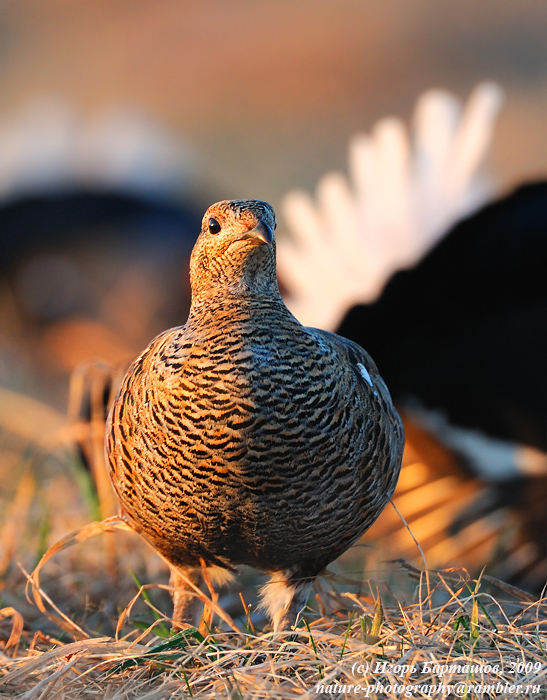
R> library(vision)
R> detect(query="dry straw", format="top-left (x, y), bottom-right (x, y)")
top-left (0, 511), bottom-right (546, 699)
top-left (0, 382), bottom-right (546, 698)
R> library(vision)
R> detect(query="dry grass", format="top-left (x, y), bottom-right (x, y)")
top-left (1, 383), bottom-right (547, 698)
top-left (1, 562), bottom-right (547, 699)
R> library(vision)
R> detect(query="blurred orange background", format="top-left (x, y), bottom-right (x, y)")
top-left (1, 0), bottom-right (546, 203)
top-left (0, 1), bottom-right (546, 628)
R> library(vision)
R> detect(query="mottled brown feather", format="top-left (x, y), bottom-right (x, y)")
top-left (106, 199), bottom-right (404, 630)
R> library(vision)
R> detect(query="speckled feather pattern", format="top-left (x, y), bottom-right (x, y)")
top-left (106, 199), bottom-right (404, 629)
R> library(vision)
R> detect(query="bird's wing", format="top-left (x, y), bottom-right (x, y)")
top-left (307, 326), bottom-right (405, 464)
top-left (307, 327), bottom-right (384, 398)
top-left (105, 323), bottom-right (188, 458)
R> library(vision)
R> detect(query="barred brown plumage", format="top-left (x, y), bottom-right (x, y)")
top-left (105, 198), bottom-right (404, 631)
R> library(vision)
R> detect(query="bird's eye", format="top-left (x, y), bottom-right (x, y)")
top-left (208, 218), bottom-right (221, 234)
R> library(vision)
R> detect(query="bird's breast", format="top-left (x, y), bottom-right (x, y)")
top-left (150, 323), bottom-right (363, 471)
top-left (106, 311), bottom-right (401, 571)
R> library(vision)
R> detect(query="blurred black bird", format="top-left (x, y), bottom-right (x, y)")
top-left (337, 182), bottom-right (546, 451)
top-left (337, 182), bottom-right (547, 589)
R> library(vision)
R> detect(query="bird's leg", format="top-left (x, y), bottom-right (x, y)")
top-left (169, 566), bottom-right (202, 627)
top-left (259, 570), bottom-right (314, 633)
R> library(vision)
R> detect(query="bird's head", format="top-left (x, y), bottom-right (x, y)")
top-left (190, 199), bottom-right (278, 300)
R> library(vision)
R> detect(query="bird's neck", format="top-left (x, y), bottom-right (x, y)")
top-left (187, 286), bottom-right (296, 331)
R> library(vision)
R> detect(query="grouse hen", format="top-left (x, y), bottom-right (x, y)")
top-left (106, 199), bottom-right (404, 630)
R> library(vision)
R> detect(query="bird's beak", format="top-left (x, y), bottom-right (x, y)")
top-left (238, 219), bottom-right (274, 246)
